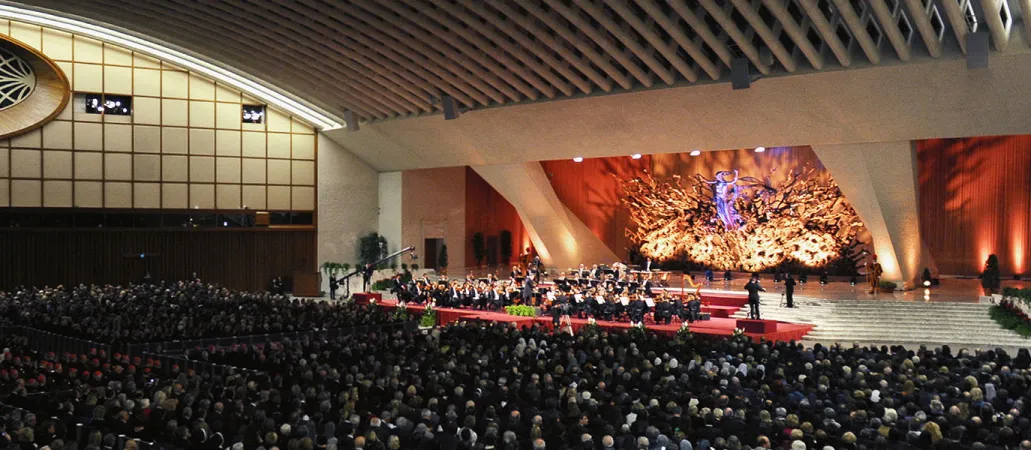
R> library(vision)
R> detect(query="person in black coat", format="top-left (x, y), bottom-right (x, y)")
top-left (744, 275), bottom-right (766, 319)
top-left (522, 274), bottom-right (536, 305)
top-left (784, 274), bottom-right (796, 308)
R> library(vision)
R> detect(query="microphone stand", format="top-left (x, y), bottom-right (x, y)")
top-left (341, 246), bottom-right (416, 298)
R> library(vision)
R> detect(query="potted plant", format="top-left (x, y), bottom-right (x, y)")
top-left (472, 232), bottom-right (486, 268)
top-left (981, 254), bottom-right (1002, 297)
top-left (438, 244), bottom-right (449, 276)
top-left (419, 305), bottom-right (437, 329)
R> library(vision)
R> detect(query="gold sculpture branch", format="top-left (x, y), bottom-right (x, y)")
top-left (620, 164), bottom-right (864, 272)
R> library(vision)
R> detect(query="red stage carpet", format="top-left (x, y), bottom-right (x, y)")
top-left (379, 299), bottom-right (812, 343)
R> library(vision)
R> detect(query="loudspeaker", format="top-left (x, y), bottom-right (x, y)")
top-left (442, 95), bottom-right (460, 120)
top-left (344, 110), bottom-right (359, 131)
top-left (966, 32), bottom-right (989, 69)
top-left (254, 212), bottom-right (270, 227)
top-left (731, 58), bottom-right (751, 90)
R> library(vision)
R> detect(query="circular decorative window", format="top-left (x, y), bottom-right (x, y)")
top-left (0, 45), bottom-right (36, 111)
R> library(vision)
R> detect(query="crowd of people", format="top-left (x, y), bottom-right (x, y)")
top-left (392, 263), bottom-right (708, 325)
top-left (0, 277), bottom-right (1029, 450)
top-left (0, 280), bottom-right (386, 344)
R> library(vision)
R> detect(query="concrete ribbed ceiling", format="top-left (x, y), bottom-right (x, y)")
top-left (12, 0), bottom-right (1027, 123)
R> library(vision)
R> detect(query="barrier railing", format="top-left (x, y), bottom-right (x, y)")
top-left (148, 320), bottom-right (416, 355)
top-left (0, 326), bottom-right (111, 356)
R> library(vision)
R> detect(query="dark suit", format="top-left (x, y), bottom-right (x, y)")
top-left (784, 277), bottom-right (796, 307)
top-left (744, 279), bottom-right (766, 319)
top-left (522, 277), bottom-right (535, 304)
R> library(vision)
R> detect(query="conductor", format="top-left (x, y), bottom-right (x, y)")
top-left (744, 274), bottom-right (766, 319)
top-left (522, 273), bottom-right (536, 305)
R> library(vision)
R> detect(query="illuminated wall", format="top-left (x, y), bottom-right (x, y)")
top-left (919, 136), bottom-right (1031, 275)
top-left (465, 167), bottom-right (530, 269)
top-left (0, 20), bottom-right (316, 211)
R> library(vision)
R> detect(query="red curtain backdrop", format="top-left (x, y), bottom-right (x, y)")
top-left (918, 136), bottom-right (1031, 276)
top-left (464, 167), bottom-right (530, 270)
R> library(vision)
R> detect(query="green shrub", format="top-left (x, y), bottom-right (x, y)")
top-left (878, 280), bottom-right (898, 291)
top-left (504, 305), bottom-right (537, 317)
top-left (990, 305), bottom-right (1031, 338)
top-left (371, 279), bottom-right (392, 291)
top-left (420, 306), bottom-right (437, 328)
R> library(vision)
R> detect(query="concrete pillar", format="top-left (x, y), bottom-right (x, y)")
top-left (378, 171), bottom-right (402, 253)
top-left (473, 162), bottom-right (619, 271)
top-left (812, 141), bottom-right (936, 288)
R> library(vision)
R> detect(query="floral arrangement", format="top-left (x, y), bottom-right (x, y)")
top-left (992, 288), bottom-right (1031, 337)
top-left (419, 304), bottom-right (437, 328)
top-left (392, 301), bottom-right (409, 322)
top-left (628, 321), bottom-right (646, 340)
top-left (581, 317), bottom-right (599, 335)
top-left (676, 321), bottom-right (693, 340)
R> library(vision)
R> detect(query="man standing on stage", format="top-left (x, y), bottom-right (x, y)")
top-left (783, 274), bottom-right (796, 308)
top-left (744, 274), bottom-right (766, 319)
top-left (522, 273), bottom-right (535, 305)
top-left (867, 254), bottom-right (884, 294)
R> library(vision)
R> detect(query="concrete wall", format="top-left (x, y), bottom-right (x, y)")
top-left (316, 134), bottom-right (378, 292)
top-left (401, 167), bottom-right (466, 272)
top-left (378, 171), bottom-right (402, 253)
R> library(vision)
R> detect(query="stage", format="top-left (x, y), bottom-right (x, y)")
top-left (377, 297), bottom-right (814, 343)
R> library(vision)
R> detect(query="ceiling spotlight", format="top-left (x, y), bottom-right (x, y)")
top-left (690, 150), bottom-right (701, 156)
top-left (631, 153), bottom-right (642, 160)
top-left (573, 156), bottom-right (584, 163)
top-left (754, 146), bottom-right (766, 153)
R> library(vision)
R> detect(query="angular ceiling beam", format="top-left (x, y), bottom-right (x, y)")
top-left (580, 0), bottom-right (682, 84)
top-left (797, 0), bottom-right (852, 66)
top-left (435, 2), bottom-right (565, 98)
top-left (939, 0), bottom-right (972, 54)
top-left (121, 0), bottom-right (390, 118)
top-left (981, 0), bottom-right (1011, 51)
top-left (761, 0), bottom-right (825, 69)
top-left (832, 0), bottom-right (882, 63)
top-left (902, 0), bottom-right (943, 58)
top-left (1022, 0), bottom-right (1031, 47)
top-left (868, 0), bottom-right (912, 61)
top-left (388, 1), bottom-right (537, 102)
top-left (627, 0), bottom-right (718, 81)
top-left (728, 0), bottom-right (798, 72)
top-left (286, 1), bottom-right (441, 112)
top-left (545, 1), bottom-right (652, 88)
top-left (482, 0), bottom-right (603, 94)
top-left (664, 0), bottom-right (734, 73)
top-left (697, 0), bottom-right (772, 74)
top-left (339, 7), bottom-right (492, 107)
top-left (254, 0), bottom-right (433, 115)
top-left (310, 3), bottom-right (479, 109)
top-left (515, 1), bottom-right (631, 90)
top-left (355, 2), bottom-right (510, 104)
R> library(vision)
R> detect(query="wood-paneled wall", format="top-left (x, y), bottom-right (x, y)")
top-left (465, 167), bottom-right (530, 269)
top-left (0, 229), bottom-right (316, 291)
top-left (918, 136), bottom-right (1031, 275)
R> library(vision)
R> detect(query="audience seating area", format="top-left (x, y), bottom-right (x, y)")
top-left (0, 280), bottom-right (1028, 450)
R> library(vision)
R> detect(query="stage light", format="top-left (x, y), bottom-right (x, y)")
top-left (923, 280), bottom-right (931, 287)
top-left (754, 146), bottom-right (766, 153)
top-left (631, 153), bottom-right (642, 159)
top-left (690, 150), bottom-right (701, 156)
top-left (573, 156), bottom-right (584, 163)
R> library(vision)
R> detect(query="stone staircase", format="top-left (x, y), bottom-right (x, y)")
top-left (733, 295), bottom-right (1031, 349)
